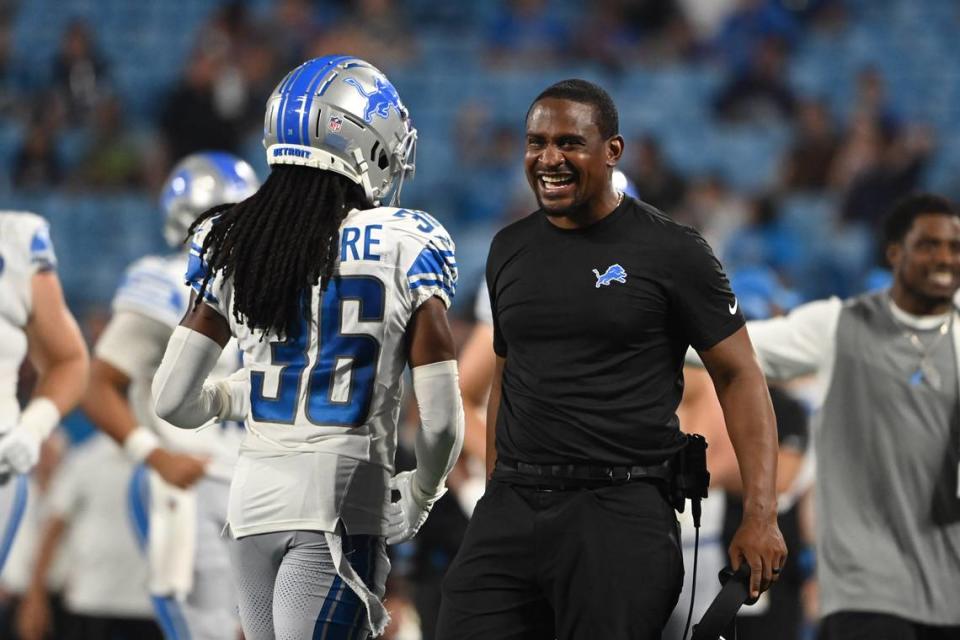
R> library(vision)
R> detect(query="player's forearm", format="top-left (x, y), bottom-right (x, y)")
top-left (27, 517), bottom-right (66, 597)
top-left (714, 367), bottom-right (779, 521)
top-left (411, 360), bottom-right (464, 499)
top-left (82, 362), bottom-right (139, 445)
top-left (153, 326), bottom-right (223, 428)
top-left (485, 358), bottom-right (504, 481)
top-left (32, 348), bottom-right (88, 417)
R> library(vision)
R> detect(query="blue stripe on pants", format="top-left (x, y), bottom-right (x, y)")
top-left (128, 466), bottom-right (193, 640)
top-left (0, 475), bottom-right (28, 572)
top-left (153, 595), bottom-right (193, 640)
top-left (127, 464), bottom-right (150, 549)
top-left (312, 535), bottom-right (378, 640)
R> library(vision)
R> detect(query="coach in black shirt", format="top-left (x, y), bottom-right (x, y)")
top-left (436, 80), bottom-right (785, 640)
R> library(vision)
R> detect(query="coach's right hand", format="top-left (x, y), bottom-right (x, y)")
top-left (728, 513), bottom-right (787, 599)
top-left (146, 448), bottom-right (208, 489)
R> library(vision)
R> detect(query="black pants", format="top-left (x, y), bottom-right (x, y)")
top-left (436, 479), bottom-right (684, 640)
top-left (819, 612), bottom-right (960, 640)
top-left (61, 613), bottom-right (163, 640)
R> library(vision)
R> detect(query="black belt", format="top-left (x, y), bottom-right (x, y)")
top-left (496, 458), bottom-right (672, 484)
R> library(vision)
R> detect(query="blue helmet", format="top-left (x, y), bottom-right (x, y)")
top-left (160, 152), bottom-right (260, 247)
top-left (262, 55), bottom-right (417, 206)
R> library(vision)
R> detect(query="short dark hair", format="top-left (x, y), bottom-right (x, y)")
top-left (883, 193), bottom-right (957, 245)
top-left (527, 79), bottom-right (619, 139)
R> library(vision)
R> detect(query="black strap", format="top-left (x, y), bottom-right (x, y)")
top-left (691, 565), bottom-right (757, 640)
top-left (496, 458), bottom-right (671, 483)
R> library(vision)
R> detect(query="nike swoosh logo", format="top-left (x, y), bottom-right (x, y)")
top-left (728, 298), bottom-right (738, 315)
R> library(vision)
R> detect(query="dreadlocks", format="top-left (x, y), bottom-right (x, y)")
top-left (188, 165), bottom-right (368, 339)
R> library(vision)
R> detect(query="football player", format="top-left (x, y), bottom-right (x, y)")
top-left (83, 152), bottom-right (258, 640)
top-left (0, 211), bottom-right (89, 569)
top-left (151, 55), bottom-right (464, 640)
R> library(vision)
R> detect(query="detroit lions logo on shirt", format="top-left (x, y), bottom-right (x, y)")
top-left (343, 76), bottom-right (402, 123)
top-left (593, 264), bottom-right (627, 288)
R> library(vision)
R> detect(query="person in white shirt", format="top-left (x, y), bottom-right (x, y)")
top-left (16, 433), bottom-right (161, 640)
top-left (710, 193), bottom-right (960, 638)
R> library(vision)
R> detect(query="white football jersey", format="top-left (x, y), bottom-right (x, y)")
top-left (0, 212), bottom-right (57, 429)
top-left (187, 206), bottom-right (457, 537)
top-left (103, 252), bottom-right (243, 469)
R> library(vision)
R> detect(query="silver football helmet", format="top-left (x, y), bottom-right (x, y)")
top-left (160, 152), bottom-right (260, 247)
top-left (262, 55), bottom-right (417, 206)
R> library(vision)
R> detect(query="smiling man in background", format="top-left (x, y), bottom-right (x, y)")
top-left (727, 193), bottom-right (960, 640)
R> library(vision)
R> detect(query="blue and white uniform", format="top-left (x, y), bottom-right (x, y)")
top-left (0, 212), bottom-right (57, 571)
top-left (0, 212), bottom-right (56, 428)
top-left (187, 206), bottom-right (456, 638)
top-left (95, 251), bottom-right (243, 640)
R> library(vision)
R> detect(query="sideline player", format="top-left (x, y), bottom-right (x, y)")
top-left (0, 211), bottom-right (89, 569)
top-left (729, 194), bottom-right (960, 638)
top-left (151, 56), bottom-right (464, 640)
top-left (83, 152), bottom-right (258, 640)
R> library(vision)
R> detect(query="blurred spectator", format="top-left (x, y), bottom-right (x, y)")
top-left (51, 19), bottom-right (110, 125)
top-left (265, 0), bottom-right (329, 69)
top-left (235, 34), bottom-right (281, 131)
top-left (485, 0), bottom-right (571, 67)
top-left (724, 194), bottom-right (801, 273)
top-left (0, 22), bottom-right (28, 118)
top-left (713, 0), bottom-right (800, 71)
top-left (713, 36), bottom-right (796, 122)
top-left (572, 0), bottom-right (641, 72)
top-left (852, 65), bottom-right (899, 133)
top-left (840, 123), bottom-right (933, 225)
top-left (623, 0), bottom-right (700, 60)
top-left (780, 99), bottom-right (839, 191)
top-left (626, 135), bottom-right (686, 215)
top-left (12, 111), bottom-right (63, 189)
top-left (195, 3), bottom-right (281, 134)
top-left (678, 0), bottom-right (739, 40)
top-left (69, 94), bottom-right (144, 190)
top-left (159, 47), bottom-right (241, 165)
top-left (447, 102), bottom-right (525, 222)
top-left (681, 173), bottom-right (749, 256)
top-left (321, 0), bottom-right (417, 68)
top-left (829, 110), bottom-right (883, 191)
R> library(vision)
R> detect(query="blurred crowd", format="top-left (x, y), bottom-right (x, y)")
top-left (0, 0), bottom-right (949, 304)
top-left (1, 1), bottom-right (958, 639)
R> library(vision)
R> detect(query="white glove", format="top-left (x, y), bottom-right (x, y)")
top-left (385, 470), bottom-right (446, 545)
top-left (0, 427), bottom-right (42, 474)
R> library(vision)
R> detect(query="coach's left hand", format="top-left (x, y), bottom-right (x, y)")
top-left (728, 513), bottom-right (787, 599)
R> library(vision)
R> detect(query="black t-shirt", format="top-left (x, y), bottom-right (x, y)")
top-left (487, 197), bottom-right (744, 465)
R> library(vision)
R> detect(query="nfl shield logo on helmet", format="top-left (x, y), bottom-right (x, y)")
top-left (328, 116), bottom-right (343, 133)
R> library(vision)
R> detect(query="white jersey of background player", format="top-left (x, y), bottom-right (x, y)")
top-left (152, 56), bottom-right (464, 640)
top-left (83, 152), bottom-right (259, 640)
top-left (0, 212), bottom-right (88, 571)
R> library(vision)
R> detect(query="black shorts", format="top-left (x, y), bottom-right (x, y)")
top-left (819, 611), bottom-right (960, 640)
top-left (436, 478), bottom-right (684, 640)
